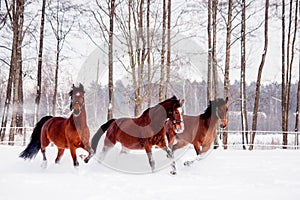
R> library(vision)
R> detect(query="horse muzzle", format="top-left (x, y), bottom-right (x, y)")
top-left (174, 121), bottom-right (184, 134)
top-left (73, 108), bottom-right (81, 117)
top-left (219, 120), bottom-right (227, 129)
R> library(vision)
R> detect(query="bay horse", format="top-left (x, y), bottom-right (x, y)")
top-left (20, 83), bottom-right (94, 167)
top-left (166, 98), bottom-right (228, 165)
top-left (91, 96), bottom-right (184, 173)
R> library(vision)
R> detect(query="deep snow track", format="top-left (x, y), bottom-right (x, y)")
top-left (1, 146), bottom-right (300, 200)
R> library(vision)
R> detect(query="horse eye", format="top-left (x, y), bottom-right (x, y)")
top-left (175, 111), bottom-right (179, 114)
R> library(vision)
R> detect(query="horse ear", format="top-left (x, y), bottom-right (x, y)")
top-left (180, 99), bottom-right (185, 106)
top-left (79, 83), bottom-right (85, 93)
top-left (69, 90), bottom-right (73, 98)
top-left (170, 95), bottom-right (177, 100)
top-left (225, 96), bottom-right (229, 103)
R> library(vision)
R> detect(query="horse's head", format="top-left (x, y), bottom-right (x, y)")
top-left (69, 83), bottom-right (85, 117)
top-left (213, 97), bottom-right (228, 129)
top-left (164, 96), bottom-right (185, 134)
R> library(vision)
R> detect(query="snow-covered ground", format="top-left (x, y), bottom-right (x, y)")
top-left (1, 145), bottom-right (300, 200)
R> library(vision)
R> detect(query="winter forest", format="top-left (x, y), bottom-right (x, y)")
top-left (0, 0), bottom-right (299, 149)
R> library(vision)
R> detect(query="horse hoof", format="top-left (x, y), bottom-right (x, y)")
top-left (41, 160), bottom-right (47, 169)
top-left (166, 153), bottom-right (174, 159)
top-left (84, 157), bottom-right (90, 163)
top-left (184, 161), bottom-right (191, 166)
top-left (74, 161), bottom-right (79, 167)
top-left (170, 170), bottom-right (177, 175)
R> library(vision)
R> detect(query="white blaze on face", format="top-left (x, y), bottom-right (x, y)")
top-left (176, 107), bottom-right (184, 133)
top-left (177, 107), bottom-right (183, 121)
top-left (76, 92), bottom-right (81, 97)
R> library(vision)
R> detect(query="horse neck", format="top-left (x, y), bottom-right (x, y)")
top-left (201, 108), bottom-right (219, 129)
top-left (72, 106), bottom-right (88, 127)
top-left (144, 104), bottom-right (168, 126)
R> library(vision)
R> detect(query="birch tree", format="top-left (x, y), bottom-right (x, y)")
top-left (0, 0), bottom-right (25, 145)
top-left (240, 0), bottom-right (248, 149)
top-left (165, 0), bottom-right (171, 99)
top-left (159, 0), bottom-right (166, 102)
top-left (35, 0), bottom-right (47, 123)
top-left (222, 0), bottom-right (233, 149)
top-left (207, 0), bottom-right (212, 103)
top-left (249, 0), bottom-right (269, 151)
top-left (281, 0), bottom-right (298, 148)
top-left (107, 0), bottom-right (115, 120)
top-left (47, 0), bottom-right (75, 116)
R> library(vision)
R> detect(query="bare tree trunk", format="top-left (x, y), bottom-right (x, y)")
top-left (9, 0), bottom-right (25, 145)
top-left (0, 0), bottom-right (15, 140)
top-left (52, 42), bottom-right (59, 116)
top-left (35, 0), bottom-right (46, 123)
top-left (159, 0), bottom-right (166, 102)
top-left (295, 79), bottom-right (300, 148)
top-left (249, 0), bottom-right (269, 151)
top-left (134, 0), bottom-right (145, 116)
top-left (281, 0), bottom-right (298, 148)
top-left (0, 65), bottom-right (13, 142)
top-left (281, 0), bottom-right (287, 148)
top-left (207, 0), bottom-right (212, 102)
top-left (52, 1), bottom-right (60, 116)
top-left (165, 0), bottom-right (171, 99)
top-left (290, 0), bottom-right (299, 146)
top-left (107, 0), bottom-right (115, 120)
top-left (147, 0), bottom-right (151, 107)
top-left (212, 0), bottom-right (218, 99)
top-left (241, 0), bottom-right (248, 149)
top-left (223, 0), bottom-right (233, 150)
top-left (207, 0), bottom-right (212, 103)
top-left (48, 0), bottom-right (74, 116)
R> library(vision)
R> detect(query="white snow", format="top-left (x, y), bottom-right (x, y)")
top-left (1, 145), bottom-right (300, 200)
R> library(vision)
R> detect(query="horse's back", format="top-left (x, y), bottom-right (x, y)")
top-left (41, 116), bottom-right (70, 148)
top-left (106, 117), bottom-right (164, 150)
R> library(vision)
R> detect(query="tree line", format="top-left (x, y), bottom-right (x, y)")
top-left (0, 0), bottom-right (299, 149)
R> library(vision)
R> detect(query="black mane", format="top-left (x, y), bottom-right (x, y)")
top-left (158, 95), bottom-right (179, 105)
top-left (201, 98), bottom-right (226, 119)
top-left (69, 83), bottom-right (85, 98)
top-left (139, 95), bottom-right (179, 118)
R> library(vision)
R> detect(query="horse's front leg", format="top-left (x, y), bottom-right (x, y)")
top-left (146, 152), bottom-right (155, 172)
top-left (70, 147), bottom-right (79, 167)
top-left (164, 146), bottom-right (173, 158)
top-left (144, 143), bottom-right (155, 172)
top-left (163, 145), bottom-right (177, 175)
top-left (82, 143), bottom-right (94, 163)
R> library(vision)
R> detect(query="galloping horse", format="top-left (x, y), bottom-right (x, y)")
top-left (91, 96), bottom-right (184, 172)
top-left (166, 98), bottom-right (228, 165)
top-left (20, 84), bottom-right (94, 167)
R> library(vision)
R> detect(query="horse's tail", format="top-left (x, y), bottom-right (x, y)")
top-left (91, 118), bottom-right (116, 153)
top-left (19, 116), bottom-right (53, 160)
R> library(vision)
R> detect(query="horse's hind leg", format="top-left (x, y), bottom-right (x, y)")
top-left (40, 134), bottom-right (50, 168)
top-left (97, 144), bottom-right (112, 162)
top-left (55, 148), bottom-right (65, 164)
top-left (193, 142), bottom-right (202, 156)
top-left (97, 137), bottom-right (114, 163)
top-left (40, 149), bottom-right (48, 169)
